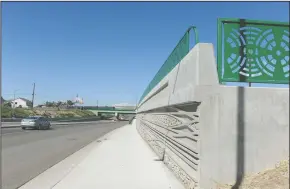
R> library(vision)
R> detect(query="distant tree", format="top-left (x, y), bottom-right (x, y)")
top-left (46, 101), bottom-right (54, 107)
top-left (3, 102), bottom-right (12, 108)
top-left (67, 100), bottom-right (74, 106)
top-left (56, 101), bottom-right (62, 107)
top-left (26, 101), bottom-right (33, 108)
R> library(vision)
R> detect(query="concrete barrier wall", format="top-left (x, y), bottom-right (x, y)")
top-left (195, 85), bottom-right (289, 189)
top-left (137, 43), bottom-right (219, 188)
top-left (136, 43), bottom-right (289, 189)
top-left (138, 43), bottom-right (218, 113)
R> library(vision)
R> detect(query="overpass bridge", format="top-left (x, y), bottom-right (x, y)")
top-left (88, 109), bottom-right (136, 120)
top-left (88, 109), bottom-right (135, 114)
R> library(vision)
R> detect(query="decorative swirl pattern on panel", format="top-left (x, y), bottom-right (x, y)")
top-left (226, 27), bottom-right (289, 78)
top-left (218, 18), bottom-right (289, 84)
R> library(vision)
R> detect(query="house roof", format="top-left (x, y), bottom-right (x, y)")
top-left (18, 98), bottom-right (32, 102)
top-left (7, 98), bottom-right (32, 103)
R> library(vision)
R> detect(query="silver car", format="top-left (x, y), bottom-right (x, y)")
top-left (21, 116), bottom-right (51, 130)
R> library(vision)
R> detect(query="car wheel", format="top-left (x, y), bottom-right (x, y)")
top-left (21, 127), bottom-right (26, 130)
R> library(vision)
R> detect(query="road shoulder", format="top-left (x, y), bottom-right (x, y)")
top-left (18, 124), bottom-right (123, 189)
top-left (20, 120), bottom-right (184, 189)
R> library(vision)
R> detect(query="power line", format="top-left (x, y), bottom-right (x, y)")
top-left (3, 93), bottom-right (31, 95)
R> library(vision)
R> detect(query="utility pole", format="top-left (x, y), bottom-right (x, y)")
top-left (97, 100), bottom-right (98, 109)
top-left (12, 89), bottom-right (19, 118)
top-left (31, 83), bottom-right (35, 109)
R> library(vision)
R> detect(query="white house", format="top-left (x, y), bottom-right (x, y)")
top-left (9, 98), bottom-right (32, 108)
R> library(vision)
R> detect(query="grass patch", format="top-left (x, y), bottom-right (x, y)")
top-left (1, 106), bottom-right (33, 118)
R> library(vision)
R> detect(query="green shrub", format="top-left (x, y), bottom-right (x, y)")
top-left (1, 105), bottom-right (34, 118)
top-left (1, 105), bottom-right (12, 118)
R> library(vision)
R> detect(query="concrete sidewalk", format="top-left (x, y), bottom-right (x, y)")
top-left (20, 120), bottom-right (184, 189)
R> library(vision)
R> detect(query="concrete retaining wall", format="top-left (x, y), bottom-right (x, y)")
top-left (136, 43), bottom-right (289, 189)
top-left (195, 85), bottom-right (289, 189)
top-left (138, 43), bottom-right (218, 113)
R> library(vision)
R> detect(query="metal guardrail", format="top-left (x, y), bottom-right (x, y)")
top-left (217, 18), bottom-right (289, 84)
top-left (139, 26), bottom-right (199, 104)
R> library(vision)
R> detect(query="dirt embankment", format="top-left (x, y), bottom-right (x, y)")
top-left (217, 159), bottom-right (289, 189)
top-left (1, 106), bottom-right (96, 118)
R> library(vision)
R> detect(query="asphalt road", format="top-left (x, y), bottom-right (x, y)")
top-left (1, 121), bottom-right (127, 189)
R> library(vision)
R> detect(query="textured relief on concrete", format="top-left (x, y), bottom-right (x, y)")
top-left (136, 105), bottom-right (200, 189)
top-left (137, 120), bottom-right (165, 159)
top-left (164, 153), bottom-right (198, 189)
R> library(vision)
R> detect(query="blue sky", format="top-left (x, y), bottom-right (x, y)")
top-left (2, 2), bottom-right (289, 106)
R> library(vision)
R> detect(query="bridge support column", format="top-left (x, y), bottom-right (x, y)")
top-left (115, 112), bottom-right (119, 119)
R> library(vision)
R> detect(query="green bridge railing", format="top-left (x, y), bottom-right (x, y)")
top-left (217, 18), bottom-right (289, 84)
top-left (139, 26), bottom-right (199, 103)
